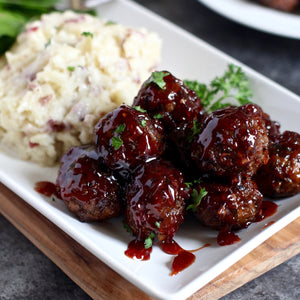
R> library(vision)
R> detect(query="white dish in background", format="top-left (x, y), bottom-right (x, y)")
top-left (0, 0), bottom-right (300, 299)
top-left (198, 0), bottom-right (300, 39)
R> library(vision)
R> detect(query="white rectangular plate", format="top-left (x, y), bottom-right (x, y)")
top-left (0, 0), bottom-right (300, 299)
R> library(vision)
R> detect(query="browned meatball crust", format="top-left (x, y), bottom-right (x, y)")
top-left (193, 180), bottom-right (263, 229)
top-left (126, 159), bottom-right (191, 241)
top-left (190, 104), bottom-right (269, 182)
top-left (255, 130), bottom-right (300, 198)
top-left (56, 145), bottom-right (122, 222)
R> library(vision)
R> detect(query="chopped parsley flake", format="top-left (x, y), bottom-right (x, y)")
top-left (111, 136), bottom-right (123, 150)
top-left (45, 38), bottom-right (51, 48)
top-left (115, 123), bottom-right (126, 134)
top-left (123, 223), bottom-right (132, 234)
top-left (155, 221), bottom-right (160, 228)
top-left (188, 120), bottom-right (203, 142)
top-left (140, 119), bottom-right (147, 127)
top-left (133, 106), bottom-right (147, 113)
top-left (146, 71), bottom-right (169, 89)
top-left (105, 20), bottom-right (117, 25)
top-left (144, 232), bottom-right (155, 249)
top-left (184, 182), bottom-right (192, 190)
top-left (81, 31), bottom-right (93, 38)
top-left (111, 124), bottom-right (126, 150)
top-left (153, 113), bottom-right (163, 119)
top-left (186, 188), bottom-right (208, 212)
top-left (67, 66), bottom-right (75, 72)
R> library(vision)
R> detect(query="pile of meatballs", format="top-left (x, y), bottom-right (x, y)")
top-left (56, 70), bottom-right (300, 246)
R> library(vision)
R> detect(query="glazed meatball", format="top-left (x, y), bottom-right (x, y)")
top-left (255, 131), bottom-right (300, 198)
top-left (94, 105), bottom-right (164, 177)
top-left (259, 0), bottom-right (299, 11)
top-left (190, 104), bottom-right (269, 182)
top-left (56, 145), bottom-right (122, 222)
top-left (132, 71), bottom-right (206, 135)
top-left (133, 71), bottom-right (206, 169)
top-left (126, 159), bottom-right (191, 241)
top-left (262, 111), bottom-right (281, 140)
top-left (193, 180), bottom-right (263, 229)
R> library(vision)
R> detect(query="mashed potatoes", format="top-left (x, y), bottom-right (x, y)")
top-left (0, 11), bottom-right (161, 166)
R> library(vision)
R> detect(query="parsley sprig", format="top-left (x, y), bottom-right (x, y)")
top-left (111, 123), bottom-right (126, 150)
top-left (144, 232), bottom-right (155, 249)
top-left (146, 71), bottom-right (169, 89)
top-left (184, 64), bottom-right (253, 113)
top-left (186, 187), bottom-right (208, 212)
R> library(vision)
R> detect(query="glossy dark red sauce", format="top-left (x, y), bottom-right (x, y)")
top-left (216, 200), bottom-right (278, 246)
top-left (255, 200), bottom-right (278, 222)
top-left (217, 226), bottom-right (241, 246)
top-left (263, 220), bottom-right (276, 229)
top-left (35, 181), bottom-right (59, 198)
top-left (125, 239), bottom-right (152, 261)
top-left (160, 238), bottom-right (183, 255)
top-left (160, 238), bottom-right (210, 275)
top-left (171, 251), bottom-right (195, 276)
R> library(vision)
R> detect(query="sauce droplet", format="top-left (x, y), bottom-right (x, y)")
top-left (217, 226), bottom-right (241, 246)
top-left (160, 238), bottom-right (211, 275)
top-left (160, 238), bottom-right (183, 255)
top-left (171, 251), bottom-right (195, 276)
top-left (263, 220), bottom-right (276, 229)
top-left (255, 200), bottom-right (278, 222)
top-left (35, 181), bottom-right (59, 198)
top-left (125, 239), bottom-right (152, 261)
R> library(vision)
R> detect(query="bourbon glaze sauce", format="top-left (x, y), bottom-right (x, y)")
top-left (125, 237), bottom-right (210, 275)
top-left (34, 181), bottom-right (59, 198)
top-left (217, 200), bottom-right (278, 246)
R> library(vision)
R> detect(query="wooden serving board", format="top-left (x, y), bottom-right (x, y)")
top-left (0, 182), bottom-right (299, 300)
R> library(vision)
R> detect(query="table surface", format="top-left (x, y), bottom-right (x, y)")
top-left (1, 0), bottom-right (300, 299)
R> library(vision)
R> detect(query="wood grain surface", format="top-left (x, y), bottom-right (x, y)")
top-left (0, 182), bottom-right (299, 300)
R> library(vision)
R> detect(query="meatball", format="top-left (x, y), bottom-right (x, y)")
top-left (259, 0), bottom-right (299, 11)
top-left (262, 111), bottom-right (281, 140)
top-left (94, 105), bottom-right (164, 177)
top-left (193, 180), bottom-right (263, 229)
top-left (133, 71), bottom-right (206, 169)
top-left (190, 104), bottom-right (269, 182)
top-left (126, 159), bottom-right (191, 241)
top-left (56, 144), bottom-right (122, 222)
top-left (255, 130), bottom-right (300, 198)
top-left (132, 71), bottom-right (206, 134)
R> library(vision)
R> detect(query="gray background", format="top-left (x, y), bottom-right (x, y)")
top-left (1, 0), bottom-right (299, 299)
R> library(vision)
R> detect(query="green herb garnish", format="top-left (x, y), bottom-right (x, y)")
top-left (123, 223), bottom-right (132, 234)
top-left (153, 113), bottom-right (163, 119)
top-left (67, 66), bottom-right (75, 72)
top-left (111, 136), bottom-right (123, 150)
top-left (187, 120), bottom-right (203, 142)
top-left (105, 20), bottom-right (116, 25)
top-left (81, 31), bottom-right (93, 38)
top-left (186, 188), bottom-right (208, 212)
top-left (111, 124), bottom-right (126, 150)
top-left (115, 123), bottom-right (126, 134)
top-left (155, 221), bottom-right (160, 228)
top-left (133, 106), bottom-right (147, 113)
top-left (146, 71), bottom-right (169, 89)
top-left (184, 64), bottom-right (252, 113)
top-left (140, 119), bottom-right (147, 127)
top-left (144, 232), bottom-right (155, 249)
top-left (45, 38), bottom-right (51, 48)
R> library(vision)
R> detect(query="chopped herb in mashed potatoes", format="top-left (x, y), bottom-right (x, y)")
top-left (0, 11), bottom-right (161, 166)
